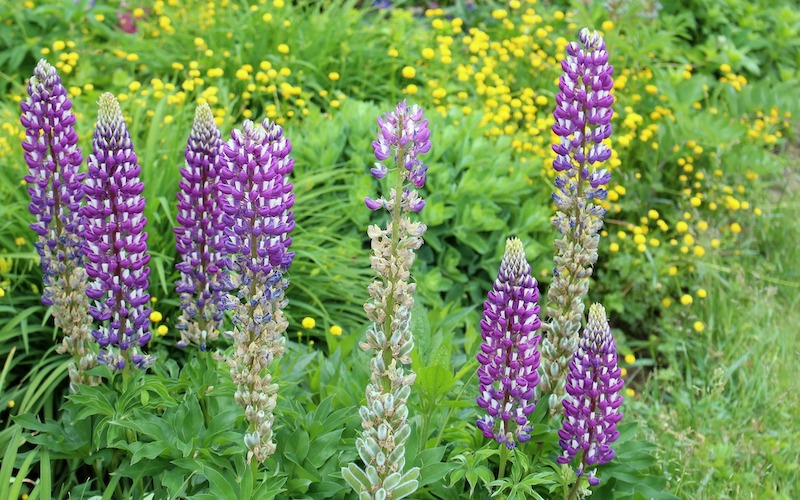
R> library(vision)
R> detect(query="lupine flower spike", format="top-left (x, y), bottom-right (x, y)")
top-left (342, 101), bottom-right (430, 500)
top-left (558, 303), bottom-right (623, 490)
top-left (476, 238), bottom-right (542, 450)
top-left (82, 93), bottom-right (153, 371)
top-left (540, 28), bottom-right (614, 408)
top-left (21, 59), bottom-right (98, 390)
top-left (219, 119), bottom-right (295, 463)
top-left (174, 103), bottom-right (226, 351)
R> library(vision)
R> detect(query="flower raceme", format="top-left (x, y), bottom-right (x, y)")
top-left (343, 100), bottom-right (430, 500)
top-left (218, 118), bottom-right (295, 463)
top-left (81, 93), bottom-right (153, 371)
top-left (21, 59), bottom-right (85, 279)
top-left (174, 102), bottom-right (226, 350)
top-left (540, 28), bottom-right (615, 406)
top-left (476, 238), bottom-right (542, 449)
top-left (557, 303), bottom-right (623, 486)
top-left (21, 59), bottom-right (97, 389)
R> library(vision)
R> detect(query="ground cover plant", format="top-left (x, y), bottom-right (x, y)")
top-left (1, 0), bottom-right (799, 498)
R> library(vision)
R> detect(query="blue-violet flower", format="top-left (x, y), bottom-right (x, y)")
top-left (218, 119), bottom-right (295, 463)
top-left (540, 28), bottom-right (615, 406)
top-left (81, 92), bottom-right (153, 371)
top-left (174, 102), bottom-right (226, 350)
top-left (21, 59), bottom-right (98, 389)
top-left (476, 238), bottom-right (542, 449)
top-left (557, 303), bottom-right (623, 486)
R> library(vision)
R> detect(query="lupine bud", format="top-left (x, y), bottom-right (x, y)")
top-left (82, 93), bottom-right (153, 370)
top-left (219, 118), bottom-right (295, 463)
top-left (174, 103), bottom-right (226, 350)
top-left (21, 60), bottom-right (98, 389)
top-left (540, 28), bottom-right (615, 407)
top-left (344, 101), bottom-right (430, 500)
top-left (557, 303), bottom-right (623, 486)
top-left (476, 238), bottom-right (542, 449)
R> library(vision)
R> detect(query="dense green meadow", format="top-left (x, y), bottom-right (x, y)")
top-left (1, 0), bottom-right (799, 498)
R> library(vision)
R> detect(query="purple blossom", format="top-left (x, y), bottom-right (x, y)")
top-left (551, 28), bottom-right (614, 211)
top-left (219, 118), bottom-right (295, 462)
top-left (557, 303), bottom-right (623, 485)
top-left (476, 238), bottom-right (542, 449)
top-left (218, 119), bottom-right (295, 275)
top-left (366, 100), bottom-right (431, 213)
top-left (81, 93), bottom-right (152, 370)
top-left (21, 60), bottom-right (86, 302)
top-left (174, 103), bottom-right (226, 350)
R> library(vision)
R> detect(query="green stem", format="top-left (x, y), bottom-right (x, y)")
top-left (250, 459), bottom-right (259, 494)
top-left (567, 475), bottom-right (583, 500)
top-left (497, 445), bottom-right (508, 480)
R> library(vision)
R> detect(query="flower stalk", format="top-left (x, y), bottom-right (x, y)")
top-left (81, 92), bottom-right (153, 372)
top-left (343, 101), bottom-right (430, 500)
top-left (557, 303), bottom-right (623, 490)
top-left (540, 28), bottom-right (615, 408)
top-left (476, 237), bottom-right (542, 451)
top-left (174, 102), bottom-right (227, 351)
top-left (21, 59), bottom-right (97, 390)
top-left (218, 119), bottom-right (295, 463)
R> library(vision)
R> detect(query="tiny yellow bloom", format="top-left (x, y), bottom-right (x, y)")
top-left (693, 245), bottom-right (705, 257)
top-left (126, 53), bottom-right (139, 62)
top-left (402, 66), bottom-right (416, 79)
top-left (150, 311), bottom-right (163, 322)
top-left (680, 294), bottom-right (693, 306)
top-left (302, 317), bottom-right (316, 329)
top-left (620, 367), bottom-right (627, 377)
top-left (601, 20), bottom-right (614, 31)
top-left (95, 13), bottom-right (105, 22)
top-left (625, 388), bottom-right (635, 397)
top-left (535, 95), bottom-right (548, 106)
top-left (720, 63), bottom-right (731, 73)
top-left (711, 238), bottom-right (721, 248)
top-left (662, 297), bottom-right (672, 308)
top-left (157, 325), bottom-right (168, 336)
top-left (697, 288), bottom-right (708, 299)
top-left (0, 288), bottom-right (5, 298)
top-left (693, 321), bottom-right (705, 332)
top-left (609, 242), bottom-right (619, 253)
top-left (329, 325), bottom-right (343, 336)
top-left (624, 353), bottom-right (635, 364)
top-left (328, 72), bottom-right (340, 81)
top-left (404, 84), bottom-right (418, 95)
top-left (15, 237), bottom-right (26, 246)
top-left (676, 221), bottom-right (689, 233)
top-left (422, 47), bottom-right (435, 59)
top-left (730, 222), bottom-right (742, 234)
top-left (273, 0), bottom-right (285, 7)
top-left (668, 266), bottom-right (678, 276)
top-left (262, 13), bottom-right (273, 22)
top-left (7, 400), bottom-right (14, 408)
top-left (277, 43), bottom-right (290, 54)
top-left (53, 40), bottom-right (66, 51)
top-left (648, 209), bottom-right (659, 220)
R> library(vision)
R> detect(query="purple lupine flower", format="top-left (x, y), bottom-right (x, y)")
top-left (540, 28), bottom-right (615, 407)
top-left (476, 238), bottom-right (542, 449)
top-left (81, 93), bottom-right (152, 370)
top-left (174, 103), bottom-right (226, 350)
top-left (366, 100), bottom-right (430, 212)
top-left (219, 118), bottom-right (295, 463)
top-left (557, 303), bottom-right (623, 486)
top-left (219, 119), bottom-right (295, 275)
top-left (21, 60), bottom-right (86, 299)
top-left (551, 27), bottom-right (614, 210)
